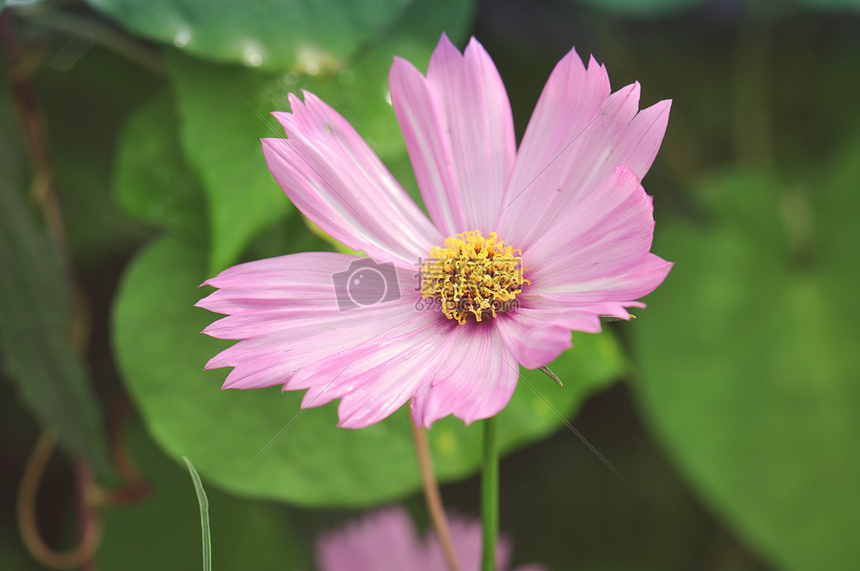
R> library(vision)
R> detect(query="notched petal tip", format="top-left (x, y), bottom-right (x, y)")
top-left (288, 91), bottom-right (305, 108)
top-left (608, 163), bottom-right (644, 188)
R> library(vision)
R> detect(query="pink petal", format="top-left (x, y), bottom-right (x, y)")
top-left (197, 252), bottom-right (429, 394)
top-left (390, 34), bottom-right (516, 236)
top-left (410, 323), bottom-right (520, 428)
top-left (316, 507), bottom-right (422, 571)
top-left (198, 250), bottom-right (524, 429)
top-left (524, 165), bottom-right (673, 305)
top-left (263, 92), bottom-right (441, 269)
top-left (496, 309), bottom-right (574, 371)
top-left (288, 312), bottom-right (457, 428)
top-left (423, 513), bottom-right (513, 571)
top-left (316, 507), bottom-right (544, 571)
top-left (288, 313), bottom-right (520, 429)
top-left (497, 48), bottom-right (670, 249)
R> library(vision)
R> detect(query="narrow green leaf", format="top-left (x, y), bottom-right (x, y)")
top-left (99, 416), bottom-right (309, 568)
top-left (0, 178), bottom-right (111, 478)
top-left (183, 457), bottom-right (212, 571)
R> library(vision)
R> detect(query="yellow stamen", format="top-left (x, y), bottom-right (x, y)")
top-left (420, 230), bottom-right (527, 324)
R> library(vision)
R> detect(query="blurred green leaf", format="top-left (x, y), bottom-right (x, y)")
top-left (570, 0), bottom-right (706, 17)
top-left (0, 178), bottom-right (111, 478)
top-left (84, 0), bottom-right (409, 69)
top-left (114, 90), bottom-right (208, 244)
top-left (82, 0), bottom-right (477, 71)
top-left (28, 44), bottom-right (159, 266)
top-left (0, 532), bottom-right (41, 571)
top-left (164, 50), bottom-right (293, 274)
top-left (99, 416), bottom-right (308, 570)
top-left (112, 235), bottom-right (624, 507)
top-left (631, 166), bottom-right (860, 570)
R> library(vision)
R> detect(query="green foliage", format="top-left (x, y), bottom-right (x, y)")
top-left (158, 0), bottom-right (476, 273)
top-left (631, 165), bottom-right (860, 570)
top-left (112, 236), bottom-right (626, 507)
top-left (29, 44), bottom-right (158, 266)
top-left (98, 417), bottom-right (308, 570)
top-left (0, 93), bottom-right (112, 478)
top-left (114, 90), bottom-right (208, 245)
top-left (84, 0), bottom-right (476, 70)
top-left (183, 457), bottom-right (211, 571)
top-left (163, 52), bottom-right (291, 273)
top-left (84, 0), bottom-right (412, 69)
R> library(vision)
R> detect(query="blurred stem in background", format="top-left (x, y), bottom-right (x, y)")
top-left (13, 2), bottom-right (163, 76)
top-left (1, 9), bottom-right (97, 567)
top-left (411, 417), bottom-right (460, 571)
top-left (2, 7), bottom-right (150, 568)
top-left (17, 434), bottom-right (102, 570)
top-left (733, 1), bottom-right (775, 166)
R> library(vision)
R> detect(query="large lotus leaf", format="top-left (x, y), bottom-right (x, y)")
top-left (84, 0), bottom-right (410, 70)
top-left (113, 235), bottom-right (626, 507)
top-left (85, 0), bottom-right (476, 70)
top-left (631, 166), bottom-right (860, 570)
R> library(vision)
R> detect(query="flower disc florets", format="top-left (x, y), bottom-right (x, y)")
top-left (420, 230), bottom-right (527, 324)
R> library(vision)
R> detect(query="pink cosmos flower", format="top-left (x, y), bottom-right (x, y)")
top-left (197, 34), bottom-right (672, 429)
top-left (315, 506), bottom-right (544, 571)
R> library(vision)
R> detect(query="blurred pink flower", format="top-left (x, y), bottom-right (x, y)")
top-left (197, 34), bottom-right (672, 428)
top-left (316, 507), bottom-right (544, 571)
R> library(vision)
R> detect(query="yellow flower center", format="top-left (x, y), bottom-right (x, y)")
top-left (420, 230), bottom-right (528, 324)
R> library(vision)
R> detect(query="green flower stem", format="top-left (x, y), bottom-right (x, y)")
top-left (481, 415), bottom-right (499, 571)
